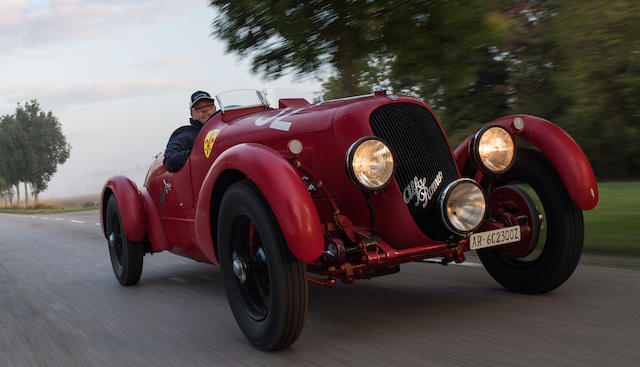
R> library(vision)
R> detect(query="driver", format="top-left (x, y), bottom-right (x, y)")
top-left (163, 90), bottom-right (217, 173)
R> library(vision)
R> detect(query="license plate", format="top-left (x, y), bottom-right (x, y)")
top-left (469, 225), bottom-right (521, 250)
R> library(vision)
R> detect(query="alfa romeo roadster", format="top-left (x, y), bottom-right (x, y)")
top-left (101, 88), bottom-right (598, 350)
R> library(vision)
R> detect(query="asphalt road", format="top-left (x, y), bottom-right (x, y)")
top-left (1, 210), bottom-right (639, 366)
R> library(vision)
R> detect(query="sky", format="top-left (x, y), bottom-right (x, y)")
top-left (0, 0), bottom-right (321, 199)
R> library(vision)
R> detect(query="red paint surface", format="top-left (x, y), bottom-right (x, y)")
top-left (194, 143), bottom-right (324, 263)
top-left (139, 187), bottom-right (169, 252)
top-left (100, 175), bottom-right (146, 241)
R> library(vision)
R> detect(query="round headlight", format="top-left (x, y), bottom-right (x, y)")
top-left (440, 179), bottom-right (486, 234)
top-left (346, 137), bottom-right (395, 191)
top-left (471, 126), bottom-right (515, 174)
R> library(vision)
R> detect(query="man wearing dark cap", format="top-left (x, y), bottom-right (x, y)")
top-left (163, 91), bottom-right (218, 172)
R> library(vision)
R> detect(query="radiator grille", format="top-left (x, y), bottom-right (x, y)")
top-left (369, 103), bottom-right (459, 240)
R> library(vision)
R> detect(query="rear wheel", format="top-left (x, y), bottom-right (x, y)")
top-left (477, 149), bottom-right (583, 294)
top-left (217, 180), bottom-right (308, 350)
top-left (105, 195), bottom-right (144, 286)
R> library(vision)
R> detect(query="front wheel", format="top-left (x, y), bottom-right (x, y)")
top-left (105, 195), bottom-right (144, 286)
top-left (217, 180), bottom-right (308, 351)
top-left (477, 149), bottom-right (584, 294)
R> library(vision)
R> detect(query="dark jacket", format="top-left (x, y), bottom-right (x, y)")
top-left (163, 118), bottom-right (203, 173)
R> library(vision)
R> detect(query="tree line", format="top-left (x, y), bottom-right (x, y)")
top-left (209, 0), bottom-right (639, 179)
top-left (0, 100), bottom-right (70, 206)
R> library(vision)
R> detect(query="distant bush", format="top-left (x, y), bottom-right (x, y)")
top-left (29, 201), bottom-right (61, 210)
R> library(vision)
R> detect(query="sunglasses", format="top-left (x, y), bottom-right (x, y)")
top-left (192, 103), bottom-right (216, 112)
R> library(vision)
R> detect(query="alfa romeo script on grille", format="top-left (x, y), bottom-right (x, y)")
top-left (403, 171), bottom-right (443, 208)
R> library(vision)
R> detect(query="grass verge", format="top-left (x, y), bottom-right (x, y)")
top-left (0, 204), bottom-right (99, 214)
top-left (583, 181), bottom-right (640, 256)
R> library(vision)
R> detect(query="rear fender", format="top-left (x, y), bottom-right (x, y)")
top-left (100, 175), bottom-right (146, 241)
top-left (454, 115), bottom-right (598, 210)
top-left (194, 143), bottom-right (324, 263)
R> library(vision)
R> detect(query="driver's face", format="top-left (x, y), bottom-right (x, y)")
top-left (190, 99), bottom-right (216, 124)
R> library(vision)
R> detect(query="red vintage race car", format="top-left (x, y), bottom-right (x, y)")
top-left (100, 88), bottom-right (598, 350)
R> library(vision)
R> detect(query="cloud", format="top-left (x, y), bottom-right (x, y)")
top-left (0, 0), bottom-right (28, 30)
top-left (128, 56), bottom-right (188, 70)
top-left (0, 0), bottom-right (192, 54)
top-left (2, 78), bottom-right (195, 110)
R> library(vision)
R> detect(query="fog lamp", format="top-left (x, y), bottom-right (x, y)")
top-left (440, 179), bottom-right (486, 234)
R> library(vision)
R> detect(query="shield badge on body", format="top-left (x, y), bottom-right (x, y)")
top-left (203, 129), bottom-right (220, 158)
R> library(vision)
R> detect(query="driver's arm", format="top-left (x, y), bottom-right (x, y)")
top-left (163, 127), bottom-right (195, 173)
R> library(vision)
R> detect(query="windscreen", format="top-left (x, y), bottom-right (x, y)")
top-left (215, 89), bottom-right (268, 111)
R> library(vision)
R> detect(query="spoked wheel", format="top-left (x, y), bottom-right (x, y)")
top-left (105, 195), bottom-right (144, 286)
top-left (477, 148), bottom-right (584, 294)
top-left (218, 180), bottom-right (308, 351)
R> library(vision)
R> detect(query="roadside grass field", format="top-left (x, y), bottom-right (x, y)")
top-left (0, 204), bottom-right (100, 214)
top-left (0, 204), bottom-right (99, 214)
top-left (583, 181), bottom-right (640, 255)
top-left (0, 195), bottom-right (99, 214)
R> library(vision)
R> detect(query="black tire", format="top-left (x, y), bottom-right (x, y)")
top-left (217, 180), bottom-right (308, 351)
top-left (477, 149), bottom-right (584, 294)
top-left (105, 195), bottom-right (144, 286)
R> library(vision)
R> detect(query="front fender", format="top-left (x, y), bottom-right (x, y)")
top-left (100, 175), bottom-right (146, 241)
top-left (194, 143), bottom-right (324, 263)
top-left (454, 115), bottom-right (598, 210)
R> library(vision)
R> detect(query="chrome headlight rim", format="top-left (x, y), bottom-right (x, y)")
top-left (345, 137), bottom-right (395, 192)
top-left (469, 125), bottom-right (516, 175)
top-left (439, 178), bottom-right (487, 235)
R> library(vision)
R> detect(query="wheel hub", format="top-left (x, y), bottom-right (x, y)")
top-left (108, 233), bottom-right (116, 248)
top-left (490, 186), bottom-right (541, 259)
top-left (233, 257), bottom-right (248, 283)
